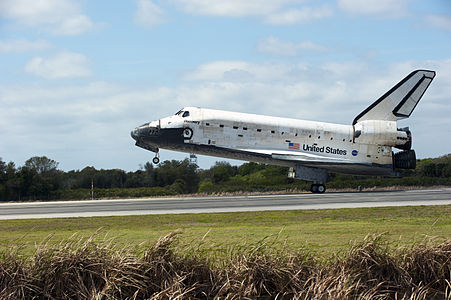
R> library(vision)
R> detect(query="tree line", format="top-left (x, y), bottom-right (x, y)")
top-left (1, 154), bottom-right (450, 201)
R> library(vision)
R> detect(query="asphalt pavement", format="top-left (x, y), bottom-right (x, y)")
top-left (0, 188), bottom-right (450, 220)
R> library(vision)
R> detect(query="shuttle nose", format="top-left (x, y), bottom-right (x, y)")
top-left (131, 128), bottom-right (139, 140)
top-left (131, 123), bottom-right (161, 142)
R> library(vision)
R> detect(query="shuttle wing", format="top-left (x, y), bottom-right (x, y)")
top-left (237, 148), bottom-right (354, 165)
top-left (235, 147), bottom-right (392, 176)
top-left (271, 153), bottom-right (354, 164)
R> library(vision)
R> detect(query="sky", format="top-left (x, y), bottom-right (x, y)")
top-left (1, 0), bottom-right (450, 172)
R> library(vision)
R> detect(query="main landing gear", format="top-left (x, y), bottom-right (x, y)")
top-left (288, 166), bottom-right (328, 194)
top-left (310, 184), bottom-right (326, 194)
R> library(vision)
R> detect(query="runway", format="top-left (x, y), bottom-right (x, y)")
top-left (0, 188), bottom-right (450, 220)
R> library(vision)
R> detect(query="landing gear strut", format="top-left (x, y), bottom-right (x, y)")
top-left (310, 184), bottom-right (326, 194)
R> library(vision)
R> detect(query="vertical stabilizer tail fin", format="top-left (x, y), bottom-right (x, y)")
top-left (353, 70), bottom-right (436, 125)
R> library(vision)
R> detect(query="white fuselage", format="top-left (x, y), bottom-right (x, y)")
top-left (140, 107), bottom-right (406, 176)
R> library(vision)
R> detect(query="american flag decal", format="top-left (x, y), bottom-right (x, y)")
top-left (288, 142), bottom-right (300, 150)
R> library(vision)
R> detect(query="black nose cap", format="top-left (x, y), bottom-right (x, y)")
top-left (131, 128), bottom-right (138, 140)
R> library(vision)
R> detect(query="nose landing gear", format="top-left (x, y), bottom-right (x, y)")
top-left (152, 149), bottom-right (160, 164)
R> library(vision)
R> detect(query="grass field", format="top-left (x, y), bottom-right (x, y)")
top-left (1, 205), bottom-right (450, 299)
top-left (1, 204), bottom-right (450, 258)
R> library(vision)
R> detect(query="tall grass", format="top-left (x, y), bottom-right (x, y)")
top-left (1, 232), bottom-right (450, 299)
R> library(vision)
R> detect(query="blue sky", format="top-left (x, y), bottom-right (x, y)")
top-left (1, 0), bottom-right (450, 171)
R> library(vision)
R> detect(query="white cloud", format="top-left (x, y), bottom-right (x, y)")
top-left (0, 0), bottom-right (95, 35)
top-left (170, 0), bottom-right (296, 17)
top-left (0, 0), bottom-right (76, 25)
top-left (180, 60), bottom-right (450, 123)
top-left (338, 0), bottom-right (409, 17)
top-left (182, 60), bottom-right (310, 83)
top-left (320, 62), bottom-right (368, 76)
top-left (183, 61), bottom-right (249, 81)
top-left (257, 36), bottom-right (327, 56)
top-left (0, 81), bottom-right (176, 170)
top-left (25, 52), bottom-right (92, 79)
top-left (180, 61), bottom-right (365, 120)
top-left (265, 5), bottom-right (333, 25)
top-left (53, 14), bottom-right (94, 35)
top-left (134, 0), bottom-right (166, 27)
top-left (426, 14), bottom-right (451, 32)
top-left (0, 39), bottom-right (51, 53)
top-left (169, 0), bottom-right (332, 24)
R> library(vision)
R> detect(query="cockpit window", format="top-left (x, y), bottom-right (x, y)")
top-left (182, 111), bottom-right (190, 118)
top-left (175, 110), bottom-right (183, 115)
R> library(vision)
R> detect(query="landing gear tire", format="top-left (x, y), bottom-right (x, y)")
top-left (317, 184), bottom-right (326, 193)
top-left (310, 184), bottom-right (326, 194)
top-left (183, 128), bottom-right (193, 139)
top-left (310, 184), bottom-right (318, 193)
top-left (152, 156), bottom-right (160, 164)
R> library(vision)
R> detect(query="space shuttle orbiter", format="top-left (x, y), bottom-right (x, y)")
top-left (131, 70), bottom-right (435, 193)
